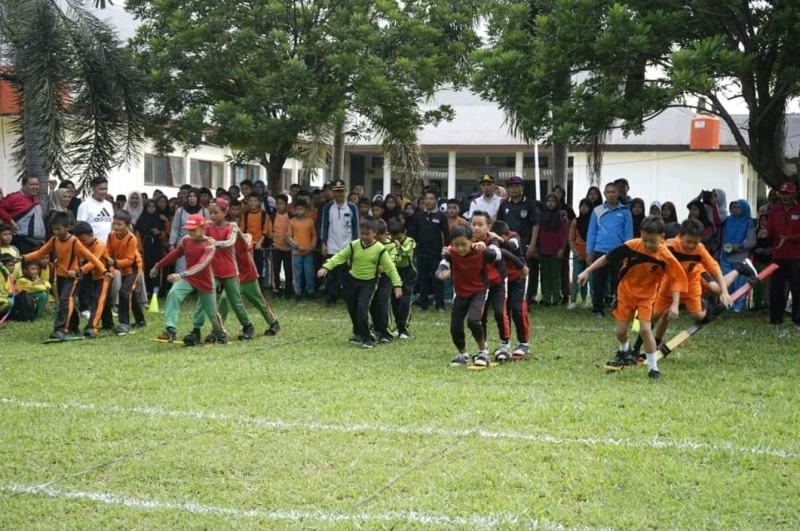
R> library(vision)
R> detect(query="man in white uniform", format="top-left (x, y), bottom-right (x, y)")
top-left (467, 173), bottom-right (502, 221)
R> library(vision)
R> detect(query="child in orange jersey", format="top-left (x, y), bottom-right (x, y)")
top-left (73, 221), bottom-right (114, 338)
top-left (240, 192), bottom-right (273, 290)
top-left (287, 199), bottom-right (317, 300)
top-left (271, 194), bottom-right (293, 298)
top-left (23, 212), bottom-right (107, 340)
top-left (578, 215), bottom-right (687, 380)
top-left (105, 210), bottom-right (143, 335)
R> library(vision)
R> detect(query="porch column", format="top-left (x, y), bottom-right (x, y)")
top-left (515, 150), bottom-right (524, 178)
top-left (383, 156), bottom-right (392, 197)
top-left (447, 150), bottom-right (457, 199)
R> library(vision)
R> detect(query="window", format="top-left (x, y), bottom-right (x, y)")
top-left (190, 159), bottom-right (224, 189)
top-left (233, 164), bottom-right (261, 184)
top-left (143, 154), bottom-right (184, 187)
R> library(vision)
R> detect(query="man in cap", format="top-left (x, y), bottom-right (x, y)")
top-left (764, 180), bottom-right (800, 327)
top-left (320, 179), bottom-right (359, 305)
top-left (467, 173), bottom-right (501, 221)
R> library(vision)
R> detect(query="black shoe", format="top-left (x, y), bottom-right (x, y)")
top-left (238, 323), bottom-right (255, 340)
top-left (184, 328), bottom-right (202, 346)
top-left (648, 370), bottom-right (662, 381)
top-left (204, 333), bottom-right (228, 344)
top-left (157, 327), bottom-right (177, 342)
top-left (49, 330), bottom-right (67, 341)
top-left (84, 329), bottom-right (98, 339)
top-left (348, 335), bottom-right (363, 345)
top-left (592, 312), bottom-right (604, 319)
top-left (378, 335), bottom-right (392, 344)
top-left (132, 321), bottom-right (146, 329)
top-left (736, 258), bottom-right (759, 285)
top-left (361, 340), bottom-right (375, 349)
top-left (264, 321), bottom-right (281, 336)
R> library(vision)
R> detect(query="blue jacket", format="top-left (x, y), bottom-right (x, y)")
top-left (586, 202), bottom-right (633, 254)
top-left (320, 200), bottom-right (359, 244)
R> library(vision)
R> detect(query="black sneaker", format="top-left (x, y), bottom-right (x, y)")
top-left (132, 321), bottom-right (146, 329)
top-left (451, 353), bottom-right (470, 366)
top-left (473, 351), bottom-right (490, 367)
top-left (361, 340), bottom-right (375, 349)
top-left (264, 321), bottom-right (281, 336)
top-left (208, 334), bottom-right (228, 344)
top-left (378, 336), bottom-right (392, 345)
top-left (736, 258), bottom-right (759, 284)
top-left (113, 324), bottom-right (131, 336)
top-left (49, 330), bottom-right (67, 341)
top-left (348, 335), bottom-right (363, 345)
top-left (157, 327), bottom-right (177, 342)
top-left (648, 370), bottom-right (662, 381)
top-left (184, 328), bottom-right (202, 347)
top-left (84, 329), bottom-right (98, 339)
top-left (608, 349), bottom-right (633, 367)
top-left (238, 323), bottom-right (255, 341)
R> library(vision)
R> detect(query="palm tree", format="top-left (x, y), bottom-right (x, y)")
top-left (0, 0), bottom-right (144, 197)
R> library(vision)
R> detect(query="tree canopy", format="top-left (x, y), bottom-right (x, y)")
top-left (127, 0), bottom-right (480, 192)
top-left (473, 0), bottom-right (800, 188)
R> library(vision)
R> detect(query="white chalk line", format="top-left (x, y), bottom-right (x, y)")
top-left (0, 485), bottom-right (612, 531)
top-left (1, 397), bottom-right (796, 459)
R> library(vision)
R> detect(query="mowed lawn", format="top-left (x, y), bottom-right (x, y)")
top-left (0, 298), bottom-right (798, 530)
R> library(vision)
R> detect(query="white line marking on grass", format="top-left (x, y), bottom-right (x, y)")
top-left (0, 484), bottom-right (612, 531)
top-left (1, 397), bottom-right (796, 459)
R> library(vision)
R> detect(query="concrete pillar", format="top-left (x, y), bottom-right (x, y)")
top-left (515, 150), bottom-right (524, 178)
top-left (448, 151), bottom-right (457, 199)
top-left (383, 158), bottom-right (392, 198)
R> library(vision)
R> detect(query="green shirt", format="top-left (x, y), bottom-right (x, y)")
top-left (323, 239), bottom-right (402, 286)
top-left (393, 236), bottom-right (416, 270)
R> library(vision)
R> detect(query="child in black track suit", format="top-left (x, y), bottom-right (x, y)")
top-left (491, 220), bottom-right (531, 360)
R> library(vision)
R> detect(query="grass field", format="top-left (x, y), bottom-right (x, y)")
top-left (1, 298), bottom-right (798, 530)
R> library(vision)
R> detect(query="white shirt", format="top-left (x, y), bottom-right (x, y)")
top-left (76, 196), bottom-right (114, 243)
top-left (467, 194), bottom-right (502, 221)
top-left (326, 200), bottom-right (353, 254)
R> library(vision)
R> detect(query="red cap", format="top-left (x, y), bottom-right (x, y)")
top-left (182, 213), bottom-right (207, 230)
top-left (778, 182), bottom-right (797, 194)
top-left (213, 197), bottom-right (229, 211)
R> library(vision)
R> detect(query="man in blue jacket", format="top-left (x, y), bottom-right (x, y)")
top-left (586, 182), bottom-right (633, 317)
top-left (320, 180), bottom-right (359, 305)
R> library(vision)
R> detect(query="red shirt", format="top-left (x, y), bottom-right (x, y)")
top-left (481, 236), bottom-right (506, 287)
top-left (205, 222), bottom-right (238, 279)
top-left (502, 231), bottom-right (524, 282)
top-left (766, 201), bottom-right (800, 260)
top-left (445, 248), bottom-right (490, 298)
top-left (234, 233), bottom-right (259, 283)
top-left (156, 236), bottom-right (216, 293)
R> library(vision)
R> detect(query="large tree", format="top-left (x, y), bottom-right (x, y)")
top-left (127, 0), bottom-right (480, 193)
top-left (473, 0), bottom-right (800, 189)
top-left (0, 0), bottom-right (145, 196)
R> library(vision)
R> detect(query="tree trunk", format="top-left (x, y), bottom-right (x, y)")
top-left (552, 142), bottom-right (568, 192)
top-left (261, 152), bottom-right (288, 197)
top-left (22, 84), bottom-right (50, 201)
top-left (747, 106), bottom-right (789, 189)
top-left (330, 121), bottom-right (345, 184)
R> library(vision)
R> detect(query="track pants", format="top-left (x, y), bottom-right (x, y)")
top-left (53, 276), bottom-right (79, 333)
top-left (85, 275), bottom-right (111, 334)
top-left (219, 280), bottom-right (278, 327)
top-left (481, 282), bottom-right (510, 342)
top-left (369, 274), bottom-right (393, 339)
top-left (165, 279), bottom-right (223, 335)
top-left (507, 278), bottom-right (529, 343)
top-left (391, 266), bottom-right (417, 335)
top-left (346, 276), bottom-right (377, 340)
top-left (193, 276), bottom-right (251, 329)
top-left (451, 290), bottom-right (488, 351)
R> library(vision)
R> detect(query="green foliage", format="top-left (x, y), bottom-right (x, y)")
top-left (0, 0), bottom-right (145, 195)
top-left (473, 0), bottom-right (800, 187)
top-left (127, 0), bottom-right (480, 190)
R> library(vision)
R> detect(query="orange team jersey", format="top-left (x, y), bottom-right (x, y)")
top-left (272, 212), bottom-right (292, 251)
top-left (79, 238), bottom-right (111, 280)
top-left (240, 209), bottom-right (272, 245)
top-left (287, 216), bottom-right (317, 255)
top-left (608, 238), bottom-right (687, 322)
top-left (305, 209), bottom-right (317, 225)
top-left (24, 235), bottom-right (106, 278)
top-left (448, 216), bottom-right (466, 233)
top-left (106, 231), bottom-right (139, 275)
top-left (653, 238), bottom-right (721, 315)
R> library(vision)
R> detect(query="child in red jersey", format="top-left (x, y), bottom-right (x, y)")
top-left (150, 214), bottom-right (223, 344)
top-left (438, 224), bottom-right (525, 368)
top-left (490, 220), bottom-right (531, 360)
top-left (187, 198), bottom-right (253, 344)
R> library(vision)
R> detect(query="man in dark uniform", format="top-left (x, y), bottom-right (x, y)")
top-left (497, 176), bottom-right (540, 305)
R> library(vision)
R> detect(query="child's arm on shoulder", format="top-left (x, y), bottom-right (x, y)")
top-left (436, 253), bottom-right (452, 280)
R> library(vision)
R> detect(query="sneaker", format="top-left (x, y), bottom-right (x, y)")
top-left (264, 321), bottom-right (281, 336)
top-left (736, 258), bottom-right (759, 284)
top-left (204, 333), bottom-right (228, 344)
top-left (238, 323), bottom-right (255, 341)
top-left (493, 342), bottom-right (510, 362)
top-left (84, 329), bottom-right (97, 339)
top-left (113, 324), bottom-right (130, 336)
top-left (361, 340), bottom-right (375, 349)
top-left (157, 327), bottom-right (177, 342)
top-left (473, 351), bottom-right (491, 367)
top-left (49, 330), bottom-right (67, 341)
top-left (111, 306), bottom-right (119, 317)
top-left (511, 343), bottom-right (529, 359)
top-left (183, 328), bottom-right (201, 346)
top-left (648, 370), bottom-right (662, 381)
top-left (348, 335), bottom-right (363, 345)
top-left (132, 321), bottom-right (146, 329)
top-left (567, 302), bottom-right (577, 310)
top-left (450, 353), bottom-right (470, 366)
top-left (378, 336), bottom-right (392, 344)
top-left (607, 349), bottom-right (634, 367)
top-left (80, 310), bottom-right (90, 320)
top-left (398, 332), bottom-right (411, 340)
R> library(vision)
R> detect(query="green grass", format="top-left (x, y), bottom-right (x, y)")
top-left (1, 298), bottom-right (799, 529)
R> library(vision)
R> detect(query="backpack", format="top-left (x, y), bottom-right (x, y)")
top-left (9, 292), bottom-right (37, 322)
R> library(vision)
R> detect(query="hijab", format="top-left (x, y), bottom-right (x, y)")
top-left (576, 198), bottom-right (593, 241)
top-left (48, 189), bottom-right (71, 214)
top-left (540, 192), bottom-right (562, 232)
top-left (134, 199), bottom-right (165, 236)
top-left (182, 189), bottom-right (204, 215)
top-left (649, 201), bottom-right (661, 215)
top-left (687, 200), bottom-right (714, 229)
top-left (722, 199), bottom-right (753, 246)
top-left (630, 198), bottom-right (646, 237)
top-left (381, 193), bottom-right (403, 222)
top-left (705, 188), bottom-right (729, 224)
top-left (123, 191), bottom-right (144, 225)
top-left (660, 201), bottom-right (678, 223)
top-left (585, 186), bottom-right (602, 208)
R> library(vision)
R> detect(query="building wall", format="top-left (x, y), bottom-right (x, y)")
top-left (571, 150), bottom-right (757, 215)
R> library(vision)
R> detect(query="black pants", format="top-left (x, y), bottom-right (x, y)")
top-left (526, 257), bottom-right (540, 302)
top-left (85, 276), bottom-right (113, 333)
top-left (591, 252), bottom-right (618, 315)
top-left (345, 276), bottom-right (377, 340)
top-left (369, 274), bottom-right (393, 339)
top-left (391, 266), bottom-right (417, 334)
top-left (54, 275), bottom-right (80, 333)
top-left (451, 290), bottom-right (488, 351)
top-left (507, 278), bottom-right (529, 343)
top-left (324, 255), bottom-right (350, 304)
top-left (481, 283), bottom-right (510, 342)
top-left (78, 275), bottom-right (94, 312)
top-left (253, 248), bottom-right (271, 290)
top-left (416, 254), bottom-right (444, 309)
top-left (272, 249), bottom-right (294, 296)
top-left (770, 259), bottom-right (800, 324)
top-left (117, 273), bottom-right (144, 326)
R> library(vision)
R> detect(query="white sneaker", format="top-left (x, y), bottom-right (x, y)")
top-left (512, 343), bottom-right (530, 358)
top-left (567, 302), bottom-right (576, 310)
top-left (398, 332), bottom-right (410, 340)
top-left (80, 310), bottom-right (90, 320)
top-left (493, 342), bottom-right (510, 356)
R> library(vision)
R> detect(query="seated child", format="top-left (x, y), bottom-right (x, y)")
top-left (14, 260), bottom-right (51, 320)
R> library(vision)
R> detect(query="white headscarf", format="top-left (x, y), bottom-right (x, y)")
top-left (123, 191), bottom-right (144, 225)
top-left (705, 188), bottom-right (729, 224)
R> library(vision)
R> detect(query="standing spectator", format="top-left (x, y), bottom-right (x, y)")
top-left (239, 192), bottom-right (272, 290)
top-left (135, 199), bottom-right (168, 296)
top-left (568, 199), bottom-right (594, 309)
top-left (390, 180), bottom-right (412, 209)
top-left (614, 178), bottom-right (633, 208)
top-left (660, 201), bottom-right (680, 238)
top-left (497, 175), bottom-right (539, 306)
top-left (169, 188), bottom-right (210, 273)
top-left (58, 180), bottom-right (82, 218)
top-left (720, 199), bottom-right (756, 312)
top-left (409, 189), bottom-right (450, 311)
top-left (382, 194), bottom-right (403, 222)
top-left (0, 176), bottom-right (46, 254)
top-left (687, 199), bottom-right (720, 256)
top-left (287, 199), bottom-right (317, 300)
top-left (319, 179), bottom-right (359, 306)
top-left (123, 191), bottom-right (144, 226)
top-left (630, 198), bottom-right (646, 238)
top-left (765, 181), bottom-right (800, 327)
top-left (586, 182), bottom-right (633, 317)
top-left (649, 201), bottom-right (661, 217)
top-left (271, 194), bottom-right (294, 298)
top-left (536, 193), bottom-right (568, 306)
top-left (751, 213), bottom-right (772, 311)
top-left (76, 176), bottom-right (114, 244)
top-left (700, 188), bottom-right (729, 239)
top-left (45, 188), bottom-right (76, 238)
top-left (586, 186), bottom-right (602, 209)
top-left (553, 184), bottom-right (575, 304)
top-left (467, 174), bottom-right (502, 221)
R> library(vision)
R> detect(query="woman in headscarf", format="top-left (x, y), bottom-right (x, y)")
top-left (687, 199), bottom-right (720, 255)
top-left (585, 186), bottom-right (602, 209)
top-left (568, 198), bottom-right (594, 309)
top-left (720, 199), bottom-right (755, 312)
top-left (123, 191), bottom-right (144, 226)
top-left (552, 184), bottom-right (575, 303)
top-left (649, 201), bottom-right (661, 216)
top-left (660, 201), bottom-right (680, 238)
top-left (630, 198), bottom-right (646, 238)
top-left (134, 199), bottom-right (167, 296)
top-left (381, 193), bottom-right (403, 222)
top-left (699, 188), bottom-right (729, 235)
top-left (44, 188), bottom-right (76, 238)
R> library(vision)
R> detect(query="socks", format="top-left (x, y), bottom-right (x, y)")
top-left (619, 341), bottom-right (630, 352)
top-left (646, 352), bottom-right (658, 372)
